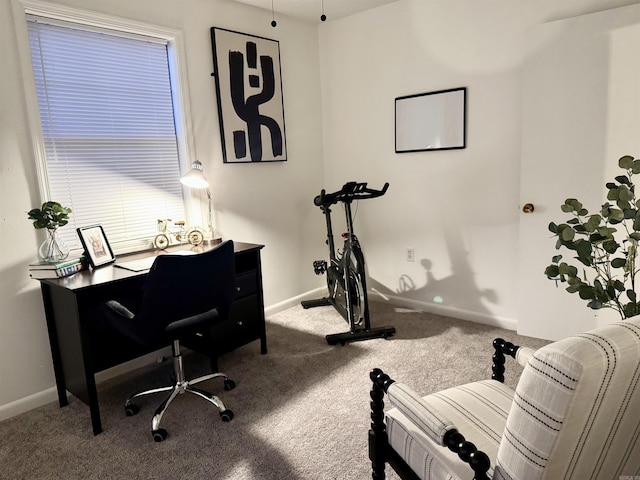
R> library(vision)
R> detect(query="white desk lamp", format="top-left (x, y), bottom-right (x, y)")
top-left (180, 160), bottom-right (218, 243)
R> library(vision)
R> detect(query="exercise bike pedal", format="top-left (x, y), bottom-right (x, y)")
top-left (312, 260), bottom-right (327, 275)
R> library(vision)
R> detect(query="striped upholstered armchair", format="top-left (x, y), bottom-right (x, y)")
top-left (369, 317), bottom-right (640, 479)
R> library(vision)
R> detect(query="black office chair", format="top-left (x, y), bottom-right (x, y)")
top-left (102, 240), bottom-right (236, 442)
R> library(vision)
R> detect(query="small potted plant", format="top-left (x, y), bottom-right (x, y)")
top-left (545, 155), bottom-right (640, 320)
top-left (28, 201), bottom-right (72, 263)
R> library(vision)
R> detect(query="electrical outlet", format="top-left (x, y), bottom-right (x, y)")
top-left (406, 247), bottom-right (415, 262)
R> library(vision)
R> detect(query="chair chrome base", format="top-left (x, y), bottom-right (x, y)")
top-left (124, 339), bottom-right (235, 442)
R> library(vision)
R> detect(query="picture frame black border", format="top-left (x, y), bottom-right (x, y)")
top-left (210, 27), bottom-right (288, 164)
top-left (77, 225), bottom-right (116, 268)
top-left (395, 86), bottom-right (467, 153)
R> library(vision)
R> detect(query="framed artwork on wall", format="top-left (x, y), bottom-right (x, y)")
top-left (211, 27), bottom-right (287, 163)
top-left (395, 87), bottom-right (467, 153)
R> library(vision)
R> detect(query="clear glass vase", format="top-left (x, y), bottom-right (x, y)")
top-left (38, 228), bottom-right (69, 263)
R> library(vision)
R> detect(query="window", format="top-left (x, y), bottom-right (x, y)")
top-left (16, 2), bottom-right (197, 253)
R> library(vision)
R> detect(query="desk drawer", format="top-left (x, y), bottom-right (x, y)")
top-left (234, 271), bottom-right (257, 299)
top-left (210, 295), bottom-right (260, 353)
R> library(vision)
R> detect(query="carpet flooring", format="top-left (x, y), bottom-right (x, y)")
top-left (0, 302), bottom-right (548, 479)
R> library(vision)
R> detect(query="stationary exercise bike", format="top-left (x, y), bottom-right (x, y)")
top-left (301, 181), bottom-right (396, 345)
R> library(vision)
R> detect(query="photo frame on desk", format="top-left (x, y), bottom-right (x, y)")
top-left (77, 225), bottom-right (115, 268)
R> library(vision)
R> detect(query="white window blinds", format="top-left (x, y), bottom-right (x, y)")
top-left (27, 17), bottom-right (185, 252)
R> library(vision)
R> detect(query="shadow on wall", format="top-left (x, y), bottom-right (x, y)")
top-left (368, 231), bottom-right (499, 321)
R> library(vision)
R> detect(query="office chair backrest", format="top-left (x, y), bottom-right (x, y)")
top-left (494, 316), bottom-right (640, 479)
top-left (134, 240), bottom-right (235, 346)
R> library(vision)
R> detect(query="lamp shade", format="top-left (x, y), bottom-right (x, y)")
top-left (180, 160), bottom-right (209, 189)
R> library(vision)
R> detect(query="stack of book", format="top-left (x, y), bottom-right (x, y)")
top-left (29, 256), bottom-right (86, 279)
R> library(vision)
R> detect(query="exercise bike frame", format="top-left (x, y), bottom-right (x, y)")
top-left (302, 182), bottom-right (396, 345)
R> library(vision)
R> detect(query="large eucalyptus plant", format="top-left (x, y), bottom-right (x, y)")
top-left (545, 155), bottom-right (640, 320)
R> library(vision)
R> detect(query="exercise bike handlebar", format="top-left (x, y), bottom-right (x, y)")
top-left (313, 182), bottom-right (389, 207)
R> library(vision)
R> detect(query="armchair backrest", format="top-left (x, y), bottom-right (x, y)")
top-left (495, 316), bottom-right (640, 479)
top-left (133, 240), bottom-right (235, 345)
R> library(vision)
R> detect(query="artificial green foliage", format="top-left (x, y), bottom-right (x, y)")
top-left (545, 155), bottom-right (640, 319)
top-left (27, 201), bottom-right (72, 231)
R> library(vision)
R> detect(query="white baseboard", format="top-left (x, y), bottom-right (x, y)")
top-left (0, 387), bottom-right (59, 422)
top-left (1, 288), bottom-right (513, 422)
top-left (368, 290), bottom-right (517, 331)
top-left (264, 287), bottom-right (326, 317)
top-left (0, 348), bottom-right (170, 422)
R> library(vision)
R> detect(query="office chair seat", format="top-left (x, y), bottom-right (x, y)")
top-left (102, 240), bottom-right (236, 442)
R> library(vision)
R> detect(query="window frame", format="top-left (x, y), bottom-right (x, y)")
top-left (12, 0), bottom-right (200, 254)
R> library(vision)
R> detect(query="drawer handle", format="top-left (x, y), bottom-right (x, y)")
top-left (236, 286), bottom-right (241, 292)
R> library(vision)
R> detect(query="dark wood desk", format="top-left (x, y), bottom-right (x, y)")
top-left (38, 241), bottom-right (266, 435)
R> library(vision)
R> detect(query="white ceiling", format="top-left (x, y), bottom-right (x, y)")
top-left (232, 0), bottom-right (399, 24)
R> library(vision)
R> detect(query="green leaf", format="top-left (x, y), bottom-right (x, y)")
top-left (575, 256), bottom-right (592, 267)
top-left (566, 284), bottom-right (582, 293)
top-left (545, 265), bottom-right (559, 278)
top-left (587, 299), bottom-right (604, 310)
top-left (561, 228), bottom-right (575, 242)
top-left (619, 155), bottom-right (634, 169)
top-left (552, 255), bottom-right (562, 263)
top-left (603, 240), bottom-right (620, 254)
top-left (579, 286), bottom-right (595, 300)
top-left (585, 215), bottom-right (602, 232)
top-left (548, 222), bottom-right (558, 234)
top-left (628, 290), bottom-right (637, 302)
top-left (561, 203), bottom-right (574, 213)
top-left (611, 258), bottom-right (627, 268)
top-left (575, 240), bottom-right (592, 259)
top-left (609, 208), bottom-right (625, 224)
top-left (616, 175), bottom-right (631, 185)
top-left (558, 263), bottom-right (578, 277)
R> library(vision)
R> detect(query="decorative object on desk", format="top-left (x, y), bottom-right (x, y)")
top-left (545, 155), bottom-right (640, 320)
top-left (211, 27), bottom-right (287, 163)
top-left (153, 218), bottom-right (205, 250)
top-left (395, 87), bottom-right (467, 153)
top-left (77, 225), bottom-right (116, 268)
top-left (27, 201), bottom-right (72, 263)
top-left (29, 256), bottom-right (86, 279)
top-left (180, 160), bottom-right (221, 244)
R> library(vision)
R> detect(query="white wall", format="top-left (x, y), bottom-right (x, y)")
top-left (0, 0), bottom-right (325, 417)
top-left (2, 0), bottom-right (640, 420)
top-left (318, 0), bottom-right (640, 330)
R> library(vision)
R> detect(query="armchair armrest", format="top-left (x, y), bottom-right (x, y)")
top-left (491, 338), bottom-right (524, 382)
top-left (370, 369), bottom-right (491, 480)
top-left (515, 346), bottom-right (535, 367)
top-left (386, 382), bottom-right (454, 446)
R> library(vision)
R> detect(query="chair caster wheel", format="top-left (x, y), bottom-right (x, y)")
top-left (152, 428), bottom-right (168, 442)
top-left (220, 409), bottom-right (234, 422)
top-left (125, 404), bottom-right (139, 417)
top-left (224, 379), bottom-right (235, 391)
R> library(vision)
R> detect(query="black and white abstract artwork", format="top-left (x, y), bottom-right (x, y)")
top-left (211, 27), bottom-right (287, 163)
